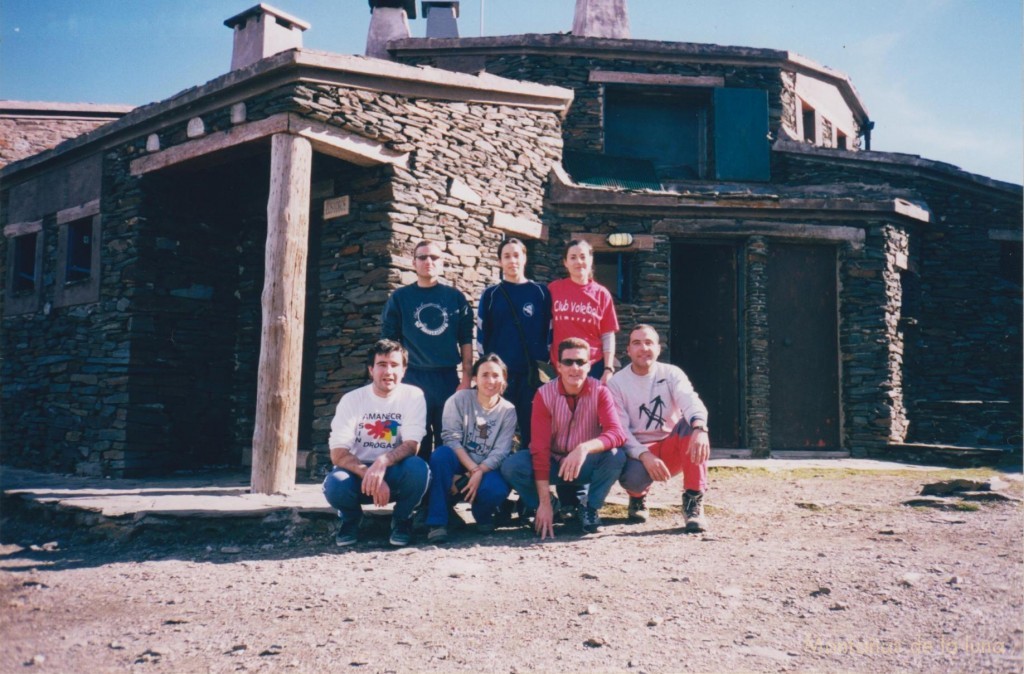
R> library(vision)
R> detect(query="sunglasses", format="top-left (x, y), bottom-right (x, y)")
top-left (559, 358), bottom-right (588, 367)
top-left (416, 254), bottom-right (441, 261)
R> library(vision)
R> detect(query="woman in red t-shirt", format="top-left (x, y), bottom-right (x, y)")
top-left (547, 239), bottom-right (620, 384)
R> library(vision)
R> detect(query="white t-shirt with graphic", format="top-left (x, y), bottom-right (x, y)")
top-left (608, 362), bottom-right (708, 459)
top-left (328, 383), bottom-right (427, 463)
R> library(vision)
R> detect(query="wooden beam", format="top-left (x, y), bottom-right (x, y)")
top-left (3, 219), bottom-right (42, 238)
top-left (56, 199), bottom-right (100, 224)
top-left (569, 231), bottom-right (656, 252)
top-left (589, 71), bottom-right (725, 88)
top-left (129, 113), bottom-right (410, 176)
top-left (250, 133), bottom-right (312, 495)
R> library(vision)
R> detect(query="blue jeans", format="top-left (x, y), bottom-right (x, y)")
top-left (425, 445), bottom-right (511, 526)
top-left (499, 447), bottom-right (625, 511)
top-left (322, 457), bottom-right (430, 523)
top-left (403, 367), bottom-right (459, 460)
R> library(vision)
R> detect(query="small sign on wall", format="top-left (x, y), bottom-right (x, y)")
top-left (323, 195), bottom-right (350, 220)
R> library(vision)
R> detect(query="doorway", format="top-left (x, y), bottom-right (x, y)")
top-left (767, 243), bottom-right (840, 449)
top-left (670, 243), bottom-right (742, 447)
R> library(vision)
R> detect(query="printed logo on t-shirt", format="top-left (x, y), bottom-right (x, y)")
top-left (365, 418), bottom-right (400, 441)
top-left (523, 302), bottom-right (535, 318)
top-left (413, 302), bottom-right (450, 336)
top-left (638, 395), bottom-right (667, 431)
top-left (553, 298), bottom-right (600, 323)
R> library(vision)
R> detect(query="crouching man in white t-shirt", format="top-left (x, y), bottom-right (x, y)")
top-left (608, 325), bottom-right (711, 533)
top-left (323, 339), bottom-right (429, 547)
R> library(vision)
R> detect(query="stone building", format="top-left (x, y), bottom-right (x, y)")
top-left (1, 1), bottom-right (1020, 482)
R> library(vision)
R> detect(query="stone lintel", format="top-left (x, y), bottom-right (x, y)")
top-left (3, 220), bottom-right (43, 238)
top-left (589, 71), bottom-right (724, 88)
top-left (56, 199), bottom-right (101, 225)
top-left (130, 113), bottom-right (409, 176)
top-left (569, 231), bottom-right (656, 252)
top-left (492, 210), bottom-right (547, 240)
top-left (654, 219), bottom-right (866, 245)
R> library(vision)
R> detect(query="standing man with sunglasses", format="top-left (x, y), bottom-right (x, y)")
top-left (382, 240), bottom-right (474, 459)
top-left (500, 337), bottom-right (626, 538)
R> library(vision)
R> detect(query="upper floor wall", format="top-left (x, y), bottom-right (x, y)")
top-left (391, 35), bottom-right (869, 184)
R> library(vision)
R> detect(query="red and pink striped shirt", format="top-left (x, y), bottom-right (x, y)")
top-left (529, 377), bottom-right (626, 478)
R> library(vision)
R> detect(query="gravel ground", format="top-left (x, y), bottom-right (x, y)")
top-left (1, 465), bottom-right (1021, 674)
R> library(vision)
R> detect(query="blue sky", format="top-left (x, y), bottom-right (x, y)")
top-left (2, 0), bottom-right (1021, 184)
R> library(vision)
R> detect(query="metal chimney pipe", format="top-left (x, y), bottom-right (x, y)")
top-left (572, 0), bottom-right (630, 39)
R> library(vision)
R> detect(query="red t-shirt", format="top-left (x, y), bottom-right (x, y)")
top-left (548, 278), bottom-right (619, 365)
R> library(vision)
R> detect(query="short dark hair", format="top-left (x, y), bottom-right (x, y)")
top-left (473, 352), bottom-right (509, 379)
top-left (497, 237), bottom-right (527, 259)
top-left (562, 238), bottom-right (593, 261)
top-left (413, 240), bottom-right (441, 254)
top-left (629, 324), bottom-right (661, 342)
top-left (366, 339), bottom-right (408, 368)
top-left (557, 337), bottom-right (590, 360)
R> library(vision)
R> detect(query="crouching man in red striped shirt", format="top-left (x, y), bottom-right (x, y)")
top-left (500, 337), bottom-right (627, 539)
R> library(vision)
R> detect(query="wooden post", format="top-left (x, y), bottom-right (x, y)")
top-left (251, 133), bottom-right (312, 494)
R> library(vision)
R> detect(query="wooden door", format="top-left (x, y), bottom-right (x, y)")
top-left (767, 243), bottom-right (840, 449)
top-left (671, 243), bottom-right (742, 447)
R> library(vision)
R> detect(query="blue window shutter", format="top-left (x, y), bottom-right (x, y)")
top-left (713, 88), bottom-right (770, 181)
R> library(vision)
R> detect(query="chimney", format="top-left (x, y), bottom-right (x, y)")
top-left (224, 4), bottom-right (309, 71)
top-left (423, 1), bottom-right (460, 38)
top-left (366, 0), bottom-right (417, 60)
top-left (572, 0), bottom-right (631, 39)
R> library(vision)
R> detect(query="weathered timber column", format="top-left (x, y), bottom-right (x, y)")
top-left (251, 133), bottom-right (312, 494)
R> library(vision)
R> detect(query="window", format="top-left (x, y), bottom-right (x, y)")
top-left (605, 87), bottom-right (709, 180)
top-left (55, 212), bottom-right (101, 307)
top-left (594, 252), bottom-right (633, 302)
top-left (13, 233), bottom-right (39, 292)
top-left (4, 225), bottom-right (43, 315)
top-left (603, 86), bottom-right (769, 183)
top-left (802, 103), bottom-right (816, 143)
top-left (64, 218), bottom-right (93, 284)
top-left (836, 130), bottom-right (848, 150)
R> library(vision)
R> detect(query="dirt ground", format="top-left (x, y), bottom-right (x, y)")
top-left (1, 464), bottom-right (1021, 674)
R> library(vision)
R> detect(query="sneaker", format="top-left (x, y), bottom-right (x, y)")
top-left (683, 490), bottom-right (707, 533)
top-left (628, 495), bottom-right (649, 523)
top-left (390, 517), bottom-right (414, 547)
top-left (427, 526), bottom-right (449, 544)
top-left (580, 506), bottom-right (601, 534)
top-left (334, 518), bottom-right (360, 547)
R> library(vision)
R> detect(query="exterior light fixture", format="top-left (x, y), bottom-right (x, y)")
top-left (606, 232), bottom-right (634, 248)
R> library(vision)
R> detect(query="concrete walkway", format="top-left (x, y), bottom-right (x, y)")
top-left (0, 458), bottom-right (971, 527)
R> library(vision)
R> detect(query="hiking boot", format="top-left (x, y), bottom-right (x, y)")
top-left (628, 495), bottom-right (649, 523)
top-left (334, 517), bottom-right (360, 547)
top-left (683, 490), bottom-right (707, 533)
top-left (389, 517), bottom-right (414, 547)
top-left (427, 526), bottom-right (449, 544)
top-left (580, 506), bottom-right (601, 534)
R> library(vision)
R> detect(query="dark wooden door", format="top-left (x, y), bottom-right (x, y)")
top-left (671, 243), bottom-right (741, 447)
top-left (767, 243), bottom-right (840, 449)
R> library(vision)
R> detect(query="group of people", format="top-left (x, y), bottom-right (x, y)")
top-left (322, 238), bottom-right (710, 547)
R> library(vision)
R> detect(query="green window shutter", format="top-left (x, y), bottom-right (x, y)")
top-left (713, 88), bottom-right (770, 181)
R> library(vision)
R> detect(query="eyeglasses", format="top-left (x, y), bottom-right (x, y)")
top-left (416, 254), bottom-right (441, 261)
top-left (559, 358), bottom-right (588, 367)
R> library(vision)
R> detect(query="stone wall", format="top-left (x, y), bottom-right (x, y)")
top-left (0, 104), bottom-right (132, 168)
top-left (776, 151), bottom-right (1023, 448)
top-left (1, 79), bottom-right (565, 476)
top-left (293, 83), bottom-right (564, 458)
top-left (399, 51), bottom-right (786, 157)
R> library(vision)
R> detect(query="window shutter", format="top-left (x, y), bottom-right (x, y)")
top-left (713, 88), bottom-right (770, 181)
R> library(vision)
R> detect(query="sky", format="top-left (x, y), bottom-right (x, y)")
top-left (1, 0), bottom-right (1021, 184)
